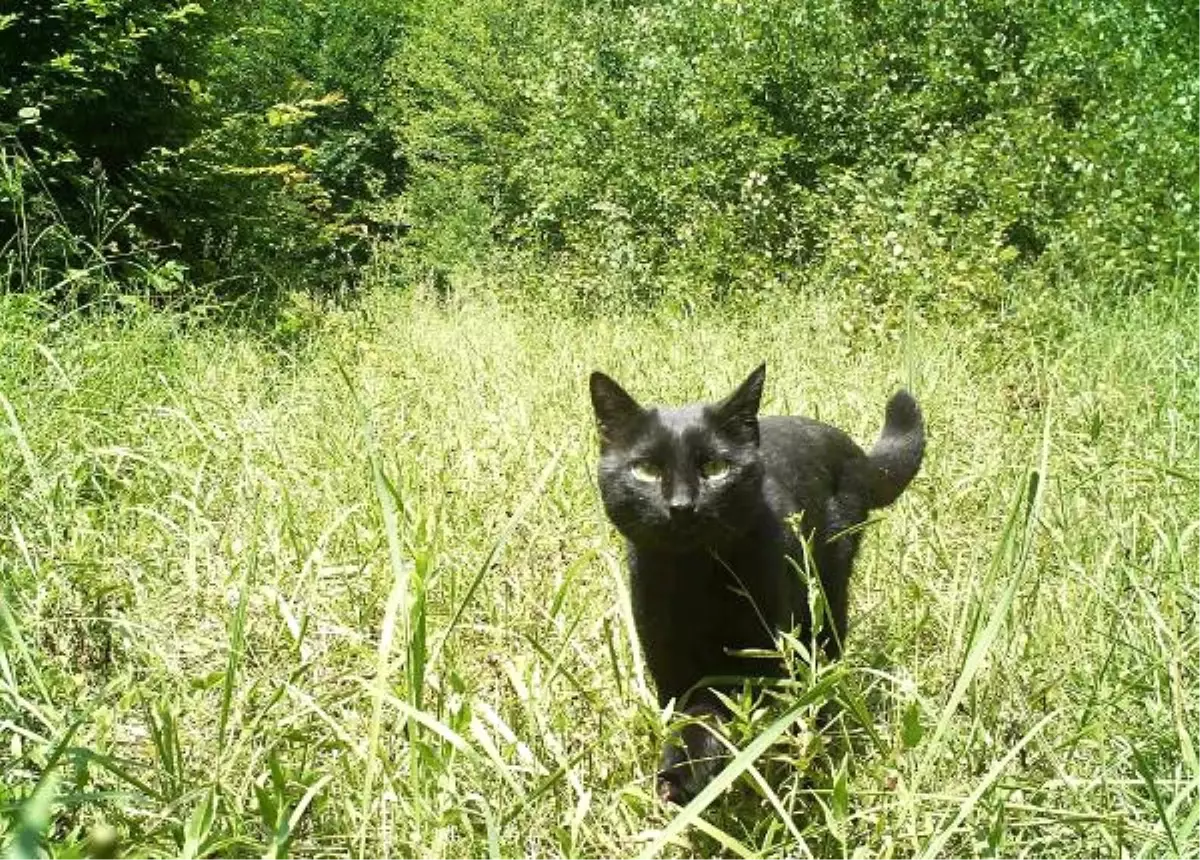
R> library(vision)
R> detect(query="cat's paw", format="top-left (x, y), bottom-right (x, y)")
top-left (655, 768), bottom-right (695, 806)
top-left (656, 746), bottom-right (720, 806)
top-left (656, 704), bottom-right (730, 805)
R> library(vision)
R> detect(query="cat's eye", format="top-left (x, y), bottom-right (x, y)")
top-left (700, 459), bottom-right (731, 481)
top-left (629, 462), bottom-right (662, 483)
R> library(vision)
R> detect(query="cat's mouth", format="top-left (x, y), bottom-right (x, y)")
top-left (646, 512), bottom-right (740, 548)
top-left (666, 519), bottom-right (703, 542)
top-left (618, 517), bottom-right (702, 548)
top-left (612, 504), bottom-right (745, 549)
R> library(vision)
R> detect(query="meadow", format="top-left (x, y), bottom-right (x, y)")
top-left (2, 271), bottom-right (1196, 857)
top-left (2, 1), bottom-right (1197, 855)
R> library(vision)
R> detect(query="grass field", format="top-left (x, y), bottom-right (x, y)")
top-left (1, 276), bottom-right (1197, 858)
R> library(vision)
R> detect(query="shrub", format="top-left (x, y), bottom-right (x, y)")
top-left (144, 0), bottom-right (408, 292)
top-left (391, 0), bottom-right (1198, 307)
top-left (1, 0), bottom-right (409, 301)
top-left (0, 0), bottom-right (218, 299)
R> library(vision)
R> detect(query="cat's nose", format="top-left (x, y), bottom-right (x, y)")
top-left (668, 496), bottom-right (697, 518)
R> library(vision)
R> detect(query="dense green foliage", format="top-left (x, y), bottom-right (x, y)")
top-left (394, 0), bottom-right (1198, 303)
top-left (1, 0), bottom-right (405, 298)
top-left (0, 1), bottom-right (216, 178)
top-left (1, 0), bottom-right (218, 296)
top-left (3, 0), bottom-right (1196, 305)
top-left (154, 0), bottom-right (406, 288)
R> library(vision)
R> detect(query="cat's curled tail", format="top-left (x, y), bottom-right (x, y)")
top-left (844, 390), bottom-right (925, 509)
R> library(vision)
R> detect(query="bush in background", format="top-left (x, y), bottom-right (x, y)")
top-left (394, 0), bottom-right (1197, 307)
top-left (1, 0), bottom-right (1195, 311)
top-left (1, 0), bottom-right (407, 303)
top-left (142, 0), bottom-right (407, 294)
top-left (0, 0), bottom-right (218, 299)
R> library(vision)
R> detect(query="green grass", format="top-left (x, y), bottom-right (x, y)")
top-left (1, 277), bottom-right (1196, 858)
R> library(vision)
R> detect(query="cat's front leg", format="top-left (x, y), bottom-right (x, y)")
top-left (656, 698), bottom-right (730, 804)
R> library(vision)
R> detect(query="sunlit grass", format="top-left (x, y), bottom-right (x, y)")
top-left (1, 278), bottom-right (1196, 858)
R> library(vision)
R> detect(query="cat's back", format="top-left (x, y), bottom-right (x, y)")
top-left (759, 414), bottom-right (864, 465)
top-left (758, 414), bottom-right (865, 503)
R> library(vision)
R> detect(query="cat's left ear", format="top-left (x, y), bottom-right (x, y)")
top-left (714, 363), bottom-right (765, 444)
top-left (590, 371), bottom-right (646, 445)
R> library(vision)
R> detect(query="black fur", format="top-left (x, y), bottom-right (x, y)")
top-left (589, 364), bottom-right (924, 803)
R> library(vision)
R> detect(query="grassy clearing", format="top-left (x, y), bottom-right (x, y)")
top-left (1, 279), bottom-right (1197, 858)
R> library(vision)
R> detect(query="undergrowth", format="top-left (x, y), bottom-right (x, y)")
top-left (1, 272), bottom-right (1196, 858)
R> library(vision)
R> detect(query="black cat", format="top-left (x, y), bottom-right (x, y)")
top-left (589, 363), bottom-right (924, 803)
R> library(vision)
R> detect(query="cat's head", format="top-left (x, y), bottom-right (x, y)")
top-left (589, 364), bottom-right (767, 549)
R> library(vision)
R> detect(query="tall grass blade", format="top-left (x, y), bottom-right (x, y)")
top-left (918, 710), bottom-right (1058, 859)
top-left (358, 442), bottom-right (412, 855)
top-left (0, 583), bottom-right (53, 714)
top-left (637, 672), bottom-right (841, 860)
top-left (4, 772), bottom-right (59, 860)
top-left (0, 392), bottom-right (47, 501)
top-left (430, 438), bottom-right (569, 669)
top-left (181, 787), bottom-right (216, 860)
top-left (264, 774), bottom-right (333, 860)
top-left (1130, 742), bottom-right (1183, 857)
top-left (218, 525), bottom-right (256, 759)
top-left (917, 401), bottom-right (1052, 783)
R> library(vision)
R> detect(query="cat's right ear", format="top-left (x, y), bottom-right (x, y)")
top-left (713, 363), bottom-right (765, 444)
top-left (589, 371), bottom-right (645, 445)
